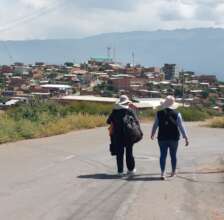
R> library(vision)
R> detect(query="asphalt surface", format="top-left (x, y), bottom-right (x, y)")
top-left (0, 123), bottom-right (223, 220)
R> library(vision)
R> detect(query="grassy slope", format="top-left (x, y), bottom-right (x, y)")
top-left (0, 101), bottom-right (223, 144)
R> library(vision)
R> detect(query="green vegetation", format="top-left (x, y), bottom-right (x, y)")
top-left (115, 106), bottom-right (222, 123)
top-left (93, 82), bottom-right (118, 97)
top-left (145, 106), bottom-right (222, 122)
top-left (0, 100), bottom-right (223, 144)
top-left (138, 108), bottom-right (156, 121)
top-left (177, 106), bottom-right (222, 121)
top-left (0, 100), bottom-right (109, 144)
top-left (0, 75), bottom-right (6, 90)
top-left (0, 96), bottom-right (9, 103)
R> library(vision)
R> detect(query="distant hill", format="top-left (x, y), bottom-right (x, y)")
top-left (0, 28), bottom-right (223, 80)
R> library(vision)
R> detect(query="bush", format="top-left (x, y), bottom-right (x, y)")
top-left (8, 100), bottom-right (66, 122)
top-left (207, 117), bottom-right (224, 128)
top-left (64, 102), bottom-right (113, 115)
top-left (36, 114), bottom-right (106, 137)
top-left (0, 100), bottom-right (108, 144)
top-left (2, 99), bottom-right (222, 145)
top-left (141, 106), bottom-right (220, 122)
top-left (138, 109), bottom-right (156, 121)
top-left (177, 107), bottom-right (210, 121)
top-left (178, 106), bottom-right (223, 122)
top-left (0, 115), bottom-right (19, 143)
top-left (15, 120), bottom-right (38, 139)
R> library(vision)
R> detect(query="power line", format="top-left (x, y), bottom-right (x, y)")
top-left (0, 0), bottom-right (72, 63)
top-left (0, 41), bottom-right (14, 63)
top-left (0, 0), bottom-right (71, 34)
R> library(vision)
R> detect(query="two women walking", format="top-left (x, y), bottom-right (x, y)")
top-left (107, 95), bottom-right (189, 180)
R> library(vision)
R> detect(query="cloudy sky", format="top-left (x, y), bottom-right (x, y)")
top-left (0, 0), bottom-right (224, 40)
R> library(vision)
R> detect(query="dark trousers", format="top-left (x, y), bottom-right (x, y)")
top-left (158, 140), bottom-right (178, 173)
top-left (116, 144), bottom-right (135, 173)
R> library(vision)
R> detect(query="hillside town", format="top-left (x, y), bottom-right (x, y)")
top-left (0, 58), bottom-right (224, 111)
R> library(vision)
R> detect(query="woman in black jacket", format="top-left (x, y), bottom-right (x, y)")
top-left (107, 95), bottom-right (139, 177)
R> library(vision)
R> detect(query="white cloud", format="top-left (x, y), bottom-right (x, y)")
top-left (0, 0), bottom-right (224, 40)
top-left (19, 0), bottom-right (51, 9)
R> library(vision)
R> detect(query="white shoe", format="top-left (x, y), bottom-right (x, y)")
top-left (170, 172), bottom-right (177, 178)
top-left (161, 174), bottom-right (167, 180)
top-left (127, 168), bottom-right (136, 176)
top-left (117, 172), bottom-right (125, 177)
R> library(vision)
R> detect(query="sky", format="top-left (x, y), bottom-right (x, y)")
top-left (0, 0), bottom-right (224, 40)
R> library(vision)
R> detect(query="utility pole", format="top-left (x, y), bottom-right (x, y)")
top-left (181, 68), bottom-right (185, 107)
top-left (107, 47), bottom-right (111, 59)
top-left (112, 47), bottom-right (116, 63)
top-left (132, 52), bottom-right (135, 67)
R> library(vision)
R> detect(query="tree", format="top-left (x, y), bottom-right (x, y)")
top-left (174, 87), bottom-right (183, 97)
top-left (208, 96), bottom-right (216, 106)
top-left (202, 89), bottom-right (209, 99)
top-left (0, 75), bottom-right (6, 89)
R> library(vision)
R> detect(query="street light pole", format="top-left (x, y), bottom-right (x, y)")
top-left (182, 69), bottom-right (185, 107)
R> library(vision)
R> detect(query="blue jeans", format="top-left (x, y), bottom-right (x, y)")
top-left (158, 140), bottom-right (178, 173)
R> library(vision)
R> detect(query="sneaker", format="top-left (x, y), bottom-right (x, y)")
top-left (170, 172), bottom-right (177, 178)
top-left (161, 173), bottom-right (167, 180)
top-left (117, 172), bottom-right (125, 177)
top-left (127, 168), bottom-right (136, 176)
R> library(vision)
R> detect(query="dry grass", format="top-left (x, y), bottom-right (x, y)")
top-left (139, 117), bottom-right (154, 123)
top-left (36, 114), bottom-right (107, 138)
top-left (0, 113), bottom-right (107, 144)
top-left (206, 117), bottom-right (224, 128)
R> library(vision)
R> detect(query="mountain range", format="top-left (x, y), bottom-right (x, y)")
top-left (0, 28), bottom-right (223, 80)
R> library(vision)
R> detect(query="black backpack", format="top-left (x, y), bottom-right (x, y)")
top-left (123, 113), bottom-right (143, 145)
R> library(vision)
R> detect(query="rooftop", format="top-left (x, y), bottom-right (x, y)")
top-left (57, 95), bottom-right (116, 103)
top-left (40, 84), bottom-right (72, 89)
top-left (56, 96), bottom-right (171, 109)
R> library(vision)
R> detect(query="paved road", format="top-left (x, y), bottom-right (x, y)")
top-left (0, 123), bottom-right (223, 220)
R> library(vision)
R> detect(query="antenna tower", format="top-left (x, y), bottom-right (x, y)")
top-left (107, 47), bottom-right (111, 59)
top-left (132, 52), bottom-right (135, 67)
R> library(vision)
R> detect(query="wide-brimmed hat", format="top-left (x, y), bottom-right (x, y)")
top-left (115, 95), bottom-right (131, 109)
top-left (160, 95), bottom-right (178, 109)
top-left (117, 95), bottom-right (131, 105)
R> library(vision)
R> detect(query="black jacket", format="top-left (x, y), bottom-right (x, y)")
top-left (107, 108), bottom-right (139, 145)
top-left (157, 108), bottom-right (180, 141)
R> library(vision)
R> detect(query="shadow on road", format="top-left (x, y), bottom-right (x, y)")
top-left (179, 170), bottom-right (224, 175)
top-left (126, 175), bottom-right (162, 181)
top-left (77, 170), bottom-right (224, 183)
top-left (77, 173), bottom-right (162, 181)
top-left (78, 173), bottom-right (122, 180)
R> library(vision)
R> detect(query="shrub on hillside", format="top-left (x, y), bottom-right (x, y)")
top-left (177, 107), bottom-right (210, 121)
top-left (8, 100), bottom-right (113, 122)
top-left (207, 117), bottom-right (224, 128)
top-left (35, 113), bottom-right (107, 137)
top-left (138, 109), bottom-right (156, 120)
top-left (0, 115), bottom-right (19, 143)
top-left (8, 100), bottom-right (66, 122)
top-left (65, 102), bottom-right (113, 115)
top-left (0, 100), bottom-right (108, 144)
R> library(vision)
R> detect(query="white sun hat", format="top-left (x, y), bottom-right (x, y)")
top-left (161, 95), bottom-right (178, 109)
top-left (115, 95), bottom-right (132, 109)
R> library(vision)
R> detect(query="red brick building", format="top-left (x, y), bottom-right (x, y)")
top-left (109, 75), bottom-right (134, 90)
top-left (197, 75), bottom-right (217, 84)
